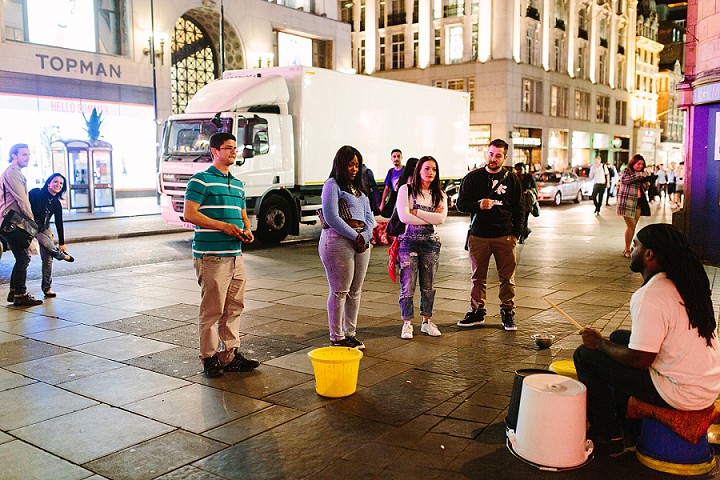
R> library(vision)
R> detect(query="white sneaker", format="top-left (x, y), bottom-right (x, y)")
top-left (401, 322), bottom-right (414, 339)
top-left (421, 321), bottom-right (441, 337)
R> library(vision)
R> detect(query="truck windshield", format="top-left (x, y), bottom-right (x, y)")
top-left (163, 118), bottom-right (233, 157)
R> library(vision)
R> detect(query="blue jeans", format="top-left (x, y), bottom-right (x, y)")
top-left (398, 234), bottom-right (441, 320)
top-left (573, 330), bottom-right (670, 439)
top-left (38, 228), bottom-right (64, 292)
top-left (318, 228), bottom-right (371, 341)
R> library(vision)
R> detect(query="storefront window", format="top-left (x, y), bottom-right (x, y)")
top-left (468, 124), bottom-right (491, 170)
top-left (3, 0), bottom-right (127, 55)
top-left (548, 128), bottom-right (568, 170)
top-left (172, 16), bottom-right (217, 115)
top-left (0, 93), bottom-right (155, 191)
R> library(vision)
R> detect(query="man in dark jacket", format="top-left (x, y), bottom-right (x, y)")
top-left (455, 139), bottom-right (524, 331)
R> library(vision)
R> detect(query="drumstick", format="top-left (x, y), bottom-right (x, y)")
top-left (544, 298), bottom-right (584, 331)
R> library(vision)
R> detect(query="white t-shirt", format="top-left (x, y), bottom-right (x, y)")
top-left (629, 272), bottom-right (720, 410)
top-left (589, 164), bottom-right (607, 184)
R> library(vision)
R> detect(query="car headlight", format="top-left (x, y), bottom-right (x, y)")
top-left (162, 173), bottom-right (177, 182)
top-left (539, 186), bottom-right (555, 194)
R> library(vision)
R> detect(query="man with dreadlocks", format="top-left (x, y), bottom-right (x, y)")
top-left (573, 223), bottom-right (720, 453)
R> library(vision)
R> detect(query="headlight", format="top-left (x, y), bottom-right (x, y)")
top-left (162, 173), bottom-right (177, 182)
top-left (539, 186), bottom-right (555, 194)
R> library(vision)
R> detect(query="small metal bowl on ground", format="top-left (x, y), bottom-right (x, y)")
top-left (532, 334), bottom-right (556, 349)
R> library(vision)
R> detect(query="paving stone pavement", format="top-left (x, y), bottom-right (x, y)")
top-left (1, 199), bottom-right (719, 479)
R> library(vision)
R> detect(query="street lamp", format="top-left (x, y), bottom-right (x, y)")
top-left (143, 32), bottom-right (166, 65)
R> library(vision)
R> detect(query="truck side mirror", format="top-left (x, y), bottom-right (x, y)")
top-left (242, 147), bottom-right (254, 159)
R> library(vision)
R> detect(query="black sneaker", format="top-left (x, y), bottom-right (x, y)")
top-left (13, 293), bottom-right (43, 307)
top-left (588, 428), bottom-right (625, 455)
top-left (346, 336), bottom-right (365, 350)
top-left (223, 349), bottom-right (260, 372)
top-left (331, 338), bottom-right (355, 348)
top-left (501, 310), bottom-right (517, 331)
top-left (7, 289), bottom-right (15, 303)
top-left (203, 354), bottom-right (224, 378)
top-left (457, 309), bottom-right (485, 327)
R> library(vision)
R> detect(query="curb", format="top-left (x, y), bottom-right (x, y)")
top-left (66, 228), bottom-right (190, 244)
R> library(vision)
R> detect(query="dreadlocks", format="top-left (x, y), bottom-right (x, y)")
top-left (636, 223), bottom-right (717, 347)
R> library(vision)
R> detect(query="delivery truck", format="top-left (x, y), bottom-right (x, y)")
top-left (158, 65), bottom-right (470, 243)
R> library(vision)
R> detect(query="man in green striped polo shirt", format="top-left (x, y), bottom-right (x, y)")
top-left (184, 132), bottom-right (260, 378)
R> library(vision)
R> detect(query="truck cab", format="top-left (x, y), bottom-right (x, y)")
top-left (159, 75), bottom-right (302, 243)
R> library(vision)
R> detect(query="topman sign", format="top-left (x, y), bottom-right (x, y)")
top-left (35, 54), bottom-right (121, 79)
top-left (694, 81), bottom-right (720, 105)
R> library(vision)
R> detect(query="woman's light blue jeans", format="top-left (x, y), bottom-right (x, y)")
top-left (318, 228), bottom-right (371, 341)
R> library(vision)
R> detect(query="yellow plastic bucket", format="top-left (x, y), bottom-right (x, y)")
top-left (307, 346), bottom-right (363, 398)
top-left (549, 360), bottom-right (578, 379)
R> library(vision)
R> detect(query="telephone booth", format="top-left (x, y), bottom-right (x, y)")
top-left (50, 139), bottom-right (115, 212)
top-left (90, 141), bottom-right (114, 209)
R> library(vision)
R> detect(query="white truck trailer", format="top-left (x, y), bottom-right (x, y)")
top-left (158, 65), bottom-right (470, 243)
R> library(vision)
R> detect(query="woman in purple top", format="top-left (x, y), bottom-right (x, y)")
top-left (318, 146), bottom-right (376, 350)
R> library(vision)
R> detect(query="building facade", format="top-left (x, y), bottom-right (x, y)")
top-left (0, 0), bottom-right (350, 196)
top-left (632, 1), bottom-right (662, 165)
top-left (677, 0), bottom-right (720, 262)
top-left (343, 0), bottom-right (640, 171)
top-left (656, 1), bottom-right (686, 166)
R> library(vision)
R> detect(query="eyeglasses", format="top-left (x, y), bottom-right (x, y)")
top-left (218, 146), bottom-right (237, 152)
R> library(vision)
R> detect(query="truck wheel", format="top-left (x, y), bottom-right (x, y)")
top-left (553, 192), bottom-right (562, 206)
top-left (256, 196), bottom-right (291, 244)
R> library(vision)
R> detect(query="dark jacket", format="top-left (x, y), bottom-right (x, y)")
top-left (456, 167), bottom-right (524, 238)
top-left (28, 187), bottom-right (65, 245)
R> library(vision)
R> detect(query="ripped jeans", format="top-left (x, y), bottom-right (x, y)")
top-left (398, 233), bottom-right (441, 320)
top-left (318, 228), bottom-right (371, 341)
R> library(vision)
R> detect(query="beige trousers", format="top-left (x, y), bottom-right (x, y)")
top-left (194, 255), bottom-right (246, 362)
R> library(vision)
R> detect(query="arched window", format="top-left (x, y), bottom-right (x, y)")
top-left (171, 16), bottom-right (218, 114)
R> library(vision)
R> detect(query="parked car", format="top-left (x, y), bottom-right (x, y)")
top-left (534, 170), bottom-right (583, 206)
top-left (573, 166), bottom-right (593, 199)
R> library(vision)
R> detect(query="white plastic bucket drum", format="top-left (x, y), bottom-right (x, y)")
top-left (507, 374), bottom-right (594, 470)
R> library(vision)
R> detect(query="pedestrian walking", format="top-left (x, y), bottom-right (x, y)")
top-left (184, 132), bottom-right (260, 378)
top-left (589, 155), bottom-right (609, 215)
top-left (616, 154), bottom-right (651, 258)
top-left (513, 162), bottom-right (537, 242)
top-left (455, 139), bottom-right (524, 331)
top-left (396, 156), bottom-right (447, 339)
top-left (318, 145), bottom-right (376, 350)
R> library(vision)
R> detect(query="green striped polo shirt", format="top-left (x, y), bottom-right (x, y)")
top-left (185, 165), bottom-right (246, 258)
